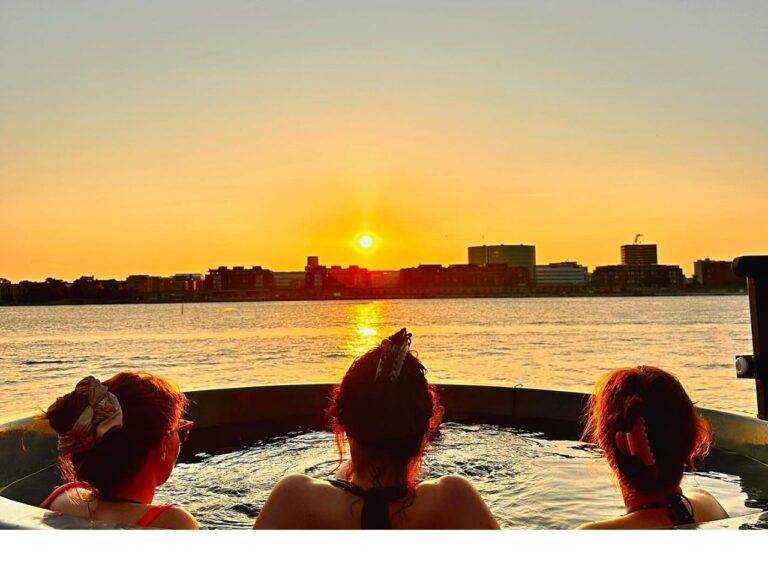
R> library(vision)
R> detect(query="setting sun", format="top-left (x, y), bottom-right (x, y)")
top-left (358, 235), bottom-right (374, 250)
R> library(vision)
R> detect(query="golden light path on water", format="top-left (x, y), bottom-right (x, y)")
top-left (344, 301), bottom-right (383, 357)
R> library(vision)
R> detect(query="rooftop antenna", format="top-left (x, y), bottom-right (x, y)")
top-left (634, 234), bottom-right (643, 244)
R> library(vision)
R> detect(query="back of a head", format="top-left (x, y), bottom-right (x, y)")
top-left (327, 329), bottom-right (441, 488)
top-left (583, 366), bottom-right (710, 493)
top-left (44, 371), bottom-right (186, 495)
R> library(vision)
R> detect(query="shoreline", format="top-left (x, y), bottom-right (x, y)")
top-left (0, 289), bottom-right (746, 307)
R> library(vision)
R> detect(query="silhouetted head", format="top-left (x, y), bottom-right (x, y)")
top-left (43, 371), bottom-right (189, 497)
top-left (327, 329), bottom-right (442, 489)
top-left (583, 366), bottom-right (710, 494)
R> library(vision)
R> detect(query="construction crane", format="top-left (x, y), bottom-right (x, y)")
top-left (634, 234), bottom-right (643, 244)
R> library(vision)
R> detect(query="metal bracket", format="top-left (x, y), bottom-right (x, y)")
top-left (735, 355), bottom-right (757, 379)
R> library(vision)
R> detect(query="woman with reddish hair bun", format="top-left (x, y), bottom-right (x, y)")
top-left (577, 366), bottom-right (728, 529)
top-left (40, 371), bottom-right (199, 529)
top-left (254, 328), bottom-right (499, 529)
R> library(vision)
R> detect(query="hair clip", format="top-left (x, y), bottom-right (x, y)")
top-left (375, 328), bottom-right (412, 385)
top-left (614, 416), bottom-right (656, 466)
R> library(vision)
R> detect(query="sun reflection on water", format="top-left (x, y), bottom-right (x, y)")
top-left (343, 301), bottom-right (384, 357)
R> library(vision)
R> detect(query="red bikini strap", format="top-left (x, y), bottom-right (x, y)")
top-left (40, 481), bottom-right (91, 509)
top-left (136, 504), bottom-right (175, 527)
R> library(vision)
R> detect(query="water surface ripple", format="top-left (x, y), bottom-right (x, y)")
top-left (156, 423), bottom-right (766, 529)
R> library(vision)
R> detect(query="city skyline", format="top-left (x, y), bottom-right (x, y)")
top-left (2, 250), bottom-right (742, 307)
top-left (2, 2), bottom-right (767, 282)
top-left (0, 243), bottom-right (740, 284)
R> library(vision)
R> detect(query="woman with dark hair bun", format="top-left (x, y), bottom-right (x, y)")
top-left (40, 371), bottom-right (199, 529)
top-left (577, 366), bottom-right (728, 529)
top-left (254, 328), bottom-right (499, 529)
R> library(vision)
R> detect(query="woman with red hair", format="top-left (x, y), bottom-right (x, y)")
top-left (578, 366), bottom-right (727, 529)
top-left (254, 328), bottom-right (499, 529)
top-left (40, 371), bottom-right (198, 529)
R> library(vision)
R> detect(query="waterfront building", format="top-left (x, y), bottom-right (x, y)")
top-left (468, 244), bottom-right (536, 283)
top-left (304, 257), bottom-right (371, 293)
top-left (172, 273), bottom-right (202, 292)
top-left (70, 276), bottom-right (125, 299)
top-left (126, 275), bottom-right (152, 293)
top-left (0, 278), bottom-right (11, 303)
top-left (273, 271), bottom-right (306, 290)
top-left (12, 278), bottom-right (69, 303)
top-left (535, 262), bottom-right (588, 287)
top-left (399, 264), bottom-right (444, 293)
top-left (126, 275), bottom-right (173, 293)
top-left (694, 259), bottom-right (743, 289)
top-left (621, 244), bottom-right (658, 266)
top-left (305, 256), bottom-right (326, 290)
top-left (204, 266), bottom-right (274, 295)
top-left (370, 270), bottom-right (400, 288)
top-left (592, 264), bottom-right (684, 291)
top-left (326, 265), bottom-right (371, 289)
top-left (399, 263), bottom-right (530, 295)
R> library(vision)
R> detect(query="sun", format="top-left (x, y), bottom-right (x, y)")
top-left (358, 234), bottom-right (374, 249)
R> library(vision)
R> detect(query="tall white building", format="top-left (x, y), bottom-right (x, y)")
top-left (535, 262), bottom-right (588, 286)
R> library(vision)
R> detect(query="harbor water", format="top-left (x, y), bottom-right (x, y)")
top-left (0, 295), bottom-right (754, 418)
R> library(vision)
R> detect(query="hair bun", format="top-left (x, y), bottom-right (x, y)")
top-left (46, 376), bottom-right (124, 454)
top-left (45, 390), bottom-right (91, 436)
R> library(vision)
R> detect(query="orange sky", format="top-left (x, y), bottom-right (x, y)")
top-left (1, 2), bottom-right (766, 281)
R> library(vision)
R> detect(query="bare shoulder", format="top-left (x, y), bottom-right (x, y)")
top-left (48, 487), bottom-right (94, 517)
top-left (427, 475), bottom-right (499, 529)
top-left (150, 506), bottom-right (200, 530)
top-left (685, 487), bottom-right (719, 502)
top-left (431, 474), bottom-right (482, 497)
top-left (253, 474), bottom-right (326, 529)
top-left (685, 487), bottom-right (729, 521)
top-left (274, 473), bottom-right (317, 490)
top-left (433, 474), bottom-right (493, 502)
top-left (268, 473), bottom-right (328, 500)
top-left (435, 474), bottom-right (476, 490)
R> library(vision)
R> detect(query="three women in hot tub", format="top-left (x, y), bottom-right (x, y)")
top-left (577, 365), bottom-right (728, 529)
top-left (40, 336), bottom-right (727, 529)
top-left (41, 371), bottom-right (199, 529)
top-left (253, 328), bottom-right (500, 529)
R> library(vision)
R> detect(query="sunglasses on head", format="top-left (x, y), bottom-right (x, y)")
top-left (177, 419), bottom-right (194, 444)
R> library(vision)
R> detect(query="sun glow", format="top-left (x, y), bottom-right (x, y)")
top-left (358, 234), bottom-right (374, 250)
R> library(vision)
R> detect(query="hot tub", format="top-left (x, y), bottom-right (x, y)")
top-left (2, 383), bottom-right (767, 529)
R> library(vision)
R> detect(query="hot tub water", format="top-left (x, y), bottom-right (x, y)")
top-left (156, 422), bottom-right (767, 529)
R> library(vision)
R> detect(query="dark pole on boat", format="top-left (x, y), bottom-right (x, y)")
top-left (733, 256), bottom-right (768, 420)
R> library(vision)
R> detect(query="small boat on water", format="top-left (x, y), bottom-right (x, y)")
top-left (1, 256), bottom-right (767, 529)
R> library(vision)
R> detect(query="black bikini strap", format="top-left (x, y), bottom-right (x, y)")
top-left (328, 479), bottom-right (408, 529)
top-left (328, 479), bottom-right (366, 497)
top-left (667, 493), bottom-right (695, 525)
top-left (627, 492), bottom-right (696, 526)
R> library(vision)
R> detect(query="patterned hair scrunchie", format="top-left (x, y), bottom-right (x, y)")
top-left (374, 328), bottom-right (412, 386)
top-left (57, 376), bottom-right (124, 454)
